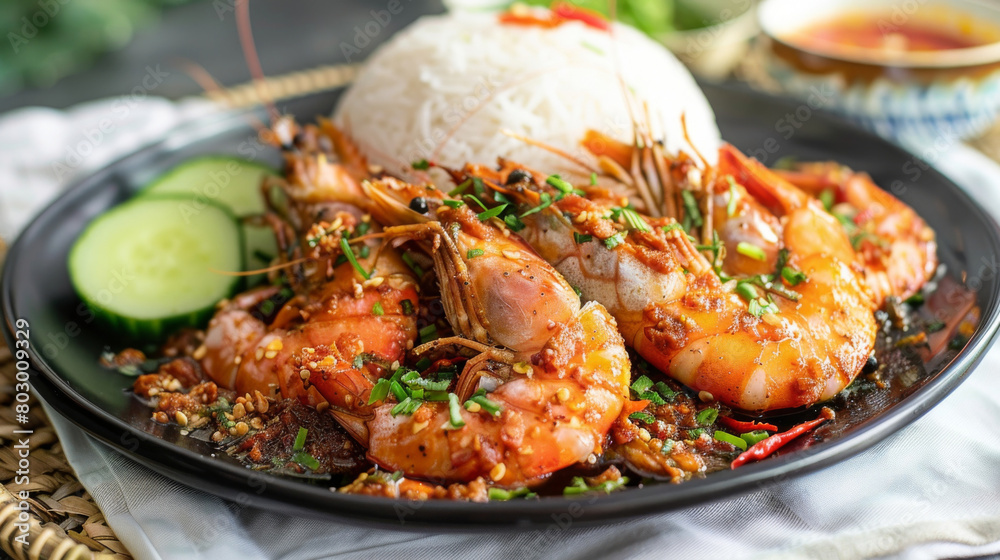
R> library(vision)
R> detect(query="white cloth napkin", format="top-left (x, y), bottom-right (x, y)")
top-left (5, 98), bottom-right (1000, 560)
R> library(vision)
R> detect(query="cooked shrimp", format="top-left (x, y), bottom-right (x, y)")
top-left (310, 178), bottom-right (632, 485)
top-left (199, 120), bottom-right (420, 414)
top-left (772, 161), bottom-right (938, 305)
top-left (465, 160), bottom-right (877, 412)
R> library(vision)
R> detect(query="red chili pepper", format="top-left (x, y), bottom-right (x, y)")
top-left (427, 357), bottom-right (466, 374)
top-left (498, 12), bottom-right (562, 28)
top-left (552, 1), bottom-right (611, 31)
top-left (731, 408), bottom-right (835, 469)
top-left (717, 416), bottom-right (778, 433)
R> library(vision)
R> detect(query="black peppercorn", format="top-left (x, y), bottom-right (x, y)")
top-left (409, 197), bottom-right (429, 214)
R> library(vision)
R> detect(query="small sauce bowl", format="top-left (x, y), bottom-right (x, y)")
top-left (757, 0), bottom-right (1000, 140)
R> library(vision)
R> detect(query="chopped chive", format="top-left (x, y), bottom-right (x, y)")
top-left (472, 177), bottom-right (485, 196)
top-left (478, 203), bottom-right (507, 222)
top-left (775, 248), bottom-right (790, 272)
top-left (504, 214), bottom-right (526, 232)
top-left (629, 411), bottom-right (655, 424)
top-left (424, 390), bottom-right (449, 402)
top-left (493, 191), bottom-right (512, 204)
top-left (905, 293), bottom-right (925, 306)
top-left (654, 381), bottom-right (677, 401)
top-left (400, 299), bottom-right (415, 316)
top-left (687, 428), bottom-right (705, 439)
top-left (622, 208), bottom-right (652, 232)
top-left (563, 476), bottom-right (628, 496)
top-left (401, 252), bottom-right (423, 277)
top-left (340, 237), bottom-right (370, 280)
top-left (447, 393), bottom-right (466, 428)
top-left (389, 380), bottom-right (408, 402)
top-left (520, 192), bottom-right (553, 218)
top-left (466, 394), bottom-right (503, 416)
top-left (574, 232), bottom-right (593, 244)
top-left (293, 427), bottom-right (308, 451)
top-left (401, 370), bottom-right (451, 392)
top-left (290, 451), bottom-right (320, 470)
top-left (358, 245), bottom-right (370, 259)
top-left (414, 357), bottom-right (432, 371)
top-left (391, 397), bottom-right (422, 416)
top-left (467, 248), bottom-right (485, 259)
top-left (714, 430), bottom-right (748, 451)
top-left (464, 194), bottom-right (488, 211)
top-left (411, 159), bottom-right (430, 170)
top-left (819, 188), bottom-right (835, 211)
top-left (736, 242), bottom-right (767, 262)
top-left (448, 178), bottom-right (472, 197)
top-left (546, 174), bottom-right (575, 194)
top-left (662, 223), bottom-right (683, 233)
top-left (354, 221), bottom-right (370, 237)
top-left (441, 199), bottom-right (464, 208)
top-left (489, 487), bottom-right (535, 501)
top-left (590, 172), bottom-right (598, 185)
top-left (571, 285), bottom-right (582, 297)
top-left (372, 301), bottom-right (384, 316)
top-left (781, 266), bottom-right (808, 286)
top-left (419, 323), bottom-right (438, 344)
top-left (741, 430), bottom-right (770, 446)
top-left (696, 408), bottom-right (719, 425)
top-left (748, 297), bottom-right (779, 318)
top-left (926, 320), bottom-right (946, 333)
top-left (639, 389), bottom-right (666, 406)
top-left (735, 281), bottom-right (759, 302)
top-left (604, 231), bottom-right (626, 249)
top-left (726, 177), bottom-right (739, 217)
top-left (681, 190), bottom-right (703, 228)
top-left (368, 378), bottom-right (391, 405)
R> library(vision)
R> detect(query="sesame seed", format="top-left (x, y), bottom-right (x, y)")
top-left (699, 391), bottom-right (714, 402)
top-left (490, 463), bottom-right (506, 481)
top-left (586, 453), bottom-right (597, 464)
top-left (299, 369), bottom-right (310, 380)
top-left (192, 344), bottom-right (207, 360)
top-left (255, 348), bottom-right (264, 361)
top-left (234, 356), bottom-right (242, 365)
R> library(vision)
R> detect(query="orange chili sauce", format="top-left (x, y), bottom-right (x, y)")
top-left (790, 13), bottom-right (985, 54)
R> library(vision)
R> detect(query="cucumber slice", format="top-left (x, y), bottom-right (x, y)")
top-left (141, 156), bottom-right (278, 272)
top-left (69, 195), bottom-right (243, 341)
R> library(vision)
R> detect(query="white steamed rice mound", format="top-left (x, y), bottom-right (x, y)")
top-left (333, 10), bottom-right (720, 180)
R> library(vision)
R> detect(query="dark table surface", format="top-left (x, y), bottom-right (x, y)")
top-left (0, 0), bottom-right (446, 113)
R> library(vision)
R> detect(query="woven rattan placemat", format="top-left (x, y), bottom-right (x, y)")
top-left (2, 61), bottom-right (1000, 559)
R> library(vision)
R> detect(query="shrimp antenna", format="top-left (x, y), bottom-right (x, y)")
top-left (171, 57), bottom-right (271, 135)
top-left (236, 0), bottom-right (280, 124)
top-left (499, 129), bottom-right (599, 174)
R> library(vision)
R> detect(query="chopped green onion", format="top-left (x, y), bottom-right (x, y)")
top-left (622, 208), bottom-right (652, 232)
top-left (372, 301), bottom-right (384, 316)
top-left (465, 394), bottom-right (503, 416)
top-left (368, 379), bottom-right (391, 405)
top-left (504, 214), bottom-right (526, 232)
top-left (563, 476), bottom-right (628, 496)
top-left (493, 191), bottom-right (512, 204)
top-left (293, 427), bottom-right (308, 451)
top-left (290, 451), bottom-right (320, 470)
top-left (735, 281), bottom-right (759, 302)
top-left (411, 159), bottom-right (430, 170)
top-left (447, 393), bottom-right (466, 428)
top-left (572, 285), bottom-right (582, 297)
top-left (638, 390), bottom-right (666, 406)
top-left (467, 248), bottom-right (485, 259)
top-left (687, 428), bottom-right (705, 439)
top-left (401, 370), bottom-right (451, 392)
top-left (781, 266), bottom-right (808, 286)
top-left (819, 188), bottom-right (835, 211)
top-left (654, 382), bottom-right (677, 401)
top-left (741, 430), bottom-right (770, 446)
top-left (696, 408), bottom-right (719, 425)
top-left (401, 299), bottom-right (415, 316)
top-left (775, 248), bottom-right (790, 272)
top-left (473, 177), bottom-right (486, 196)
top-left (419, 323), bottom-right (438, 344)
top-left (520, 192), bottom-right (553, 217)
top-left (391, 397), bottom-right (422, 416)
top-left (489, 487), bottom-right (535, 501)
top-left (630, 375), bottom-right (654, 394)
top-left (604, 232), bottom-right (626, 249)
top-left (629, 411), bottom-right (655, 424)
top-left (546, 174), bottom-right (574, 193)
top-left (681, 190), bottom-right (703, 228)
top-left (905, 293), bottom-right (925, 306)
top-left (389, 380), bottom-right (408, 402)
top-left (926, 320), bottom-right (946, 333)
top-left (748, 297), bottom-right (780, 318)
top-left (414, 357), bottom-right (432, 371)
top-left (358, 245), bottom-right (370, 259)
top-left (401, 252), bottom-right (423, 277)
top-left (339, 237), bottom-right (370, 280)
top-left (448, 178), bottom-right (472, 197)
top-left (714, 430), bottom-right (748, 451)
top-left (464, 194), bottom-right (488, 211)
top-left (662, 223), bottom-right (683, 233)
top-left (726, 177), bottom-right (739, 217)
top-left (590, 172), bottom-right (598, 186)
top-left (478, 203), bottom-right (507, 222)
top-left (441, 199), bottom-right (464, 208)
top-left (736, 242), bottom-right (767, 262)
top-left (574, 232), bottom-right (593, 244)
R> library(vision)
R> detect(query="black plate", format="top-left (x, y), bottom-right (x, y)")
top-left (4, 84), bottom-right (1000, 527)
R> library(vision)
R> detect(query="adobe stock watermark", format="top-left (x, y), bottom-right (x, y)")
top-left (7, 0), bottom-right (72, 54)
top-left (339, 0), bottom-right (418, 62)
top-left (50, 64), bottom-right (171, 181)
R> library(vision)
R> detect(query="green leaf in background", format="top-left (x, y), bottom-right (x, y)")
top-left (517, 0), bottom-right (737, 36)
